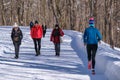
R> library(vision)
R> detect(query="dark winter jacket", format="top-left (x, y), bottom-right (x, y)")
top-left (42, 25), bottom-right (47, 30)
top-left (50, 28), bottom-right (64, 43)
top-left (11, 27), bottom-right (23, 45)
top-left (83, 26), bottom-right (102, 44)
top-left (30, 21), bottom-right (34, 29)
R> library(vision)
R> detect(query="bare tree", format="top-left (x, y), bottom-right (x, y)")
top-left (0, 0), bottom-right (6, 25)
top-left (0, 0), bottom-right (120, 48)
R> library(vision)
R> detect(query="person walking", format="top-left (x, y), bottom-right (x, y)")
top-left (83, 17), bottom-right (102, 74)
top-left (30, 21), bottom-right (34, 30)
top-left (42, 24), bottom-right (47, 37)
top-left (50, 24), bottom-right (64, 56)
top-left (11, 23), bottom-right (23, 59)
top-left (30, 20), bottom-right (43, 56)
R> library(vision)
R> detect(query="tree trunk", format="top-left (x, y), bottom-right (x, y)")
top-left (0, 0), bottom-right (6, 25)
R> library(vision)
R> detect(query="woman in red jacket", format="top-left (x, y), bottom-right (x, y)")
top-left (50, 24), bottom-right (64, 56)
top-left (30, 20), bottom-right (43, 56)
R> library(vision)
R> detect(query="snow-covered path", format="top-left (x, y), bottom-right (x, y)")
top-left (0, 27), bottom-right (107, 80)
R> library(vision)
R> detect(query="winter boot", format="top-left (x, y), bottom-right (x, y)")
top-left (14, 55), bottom-right (19, 59)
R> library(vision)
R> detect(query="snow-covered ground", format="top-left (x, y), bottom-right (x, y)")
top-left (0, 26), bottom-right (120, 80)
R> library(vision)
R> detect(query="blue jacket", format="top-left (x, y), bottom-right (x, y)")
top-left (83, 26), bottom-right (102, 44)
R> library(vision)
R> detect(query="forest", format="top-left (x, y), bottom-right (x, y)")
top-left (0, 0), bottom-right (120, 48)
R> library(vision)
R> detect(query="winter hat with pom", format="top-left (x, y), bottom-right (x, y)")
top-left (13, 23), bottom-right (18, 27)
top-left (35, 20), bottom-right (38, 24)
top-left (55, 24), bottom-right (59, 27)
top-left (89, 17), bottom-right (94, 27)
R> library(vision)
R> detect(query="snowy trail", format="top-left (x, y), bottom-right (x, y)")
top-left (0, 27), bottom-right (107, 80)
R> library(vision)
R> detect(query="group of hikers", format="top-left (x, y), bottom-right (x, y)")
top-left (11, 17), bottom-right (102, 75)
top-left (11, 20), bottom-right (64, 58)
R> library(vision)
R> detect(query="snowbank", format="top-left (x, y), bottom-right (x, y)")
top-left (96, 43), bottom-right (120, 80)
top-left (105, 61), bottom-right (120, 80)
top-left (64, 30), bottom-right (87, 65)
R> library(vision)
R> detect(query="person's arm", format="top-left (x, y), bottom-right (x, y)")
top-left (59, 29), bottom-right (64, 36)
top-left (20, 29), bottom-right (23, 40)
top-left (30, 27), bottom-right (34, 38)
top-left (50, 29), bottom-right (54, 41)
top-left (40, 25), bottom-right (43, 37)
top-left (11, 28), bottom-right (14, 40)
top-left (96, 29), bottom-right (102, 43)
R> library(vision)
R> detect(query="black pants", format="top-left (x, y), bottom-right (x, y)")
top-left (54, 43), bottom-right (60, 56)
top-left (43, 31), bottom-right (46, 37)
top-left (87, 44), bottom-right (98, 69)
top-left (33, 38), bottom-right (41, 54)
top-left (14, 43), bottom-right (20, 57)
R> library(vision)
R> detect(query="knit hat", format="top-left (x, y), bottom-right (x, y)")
top-left (89, 17), bottom-right (94, 24)
top-left (55, 24), bottom-right (59, 27)
top-left (89, 17), bottom-right (94, 27)
top-left (35, 20), bottom-right (38, 24)
top-left (13, 23), bottom-right (18, 27)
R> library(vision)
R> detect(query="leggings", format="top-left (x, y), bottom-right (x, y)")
top-left (33, 38), bottom-right (41, 53)
top-left (87, 44), bottom-right (98, 69)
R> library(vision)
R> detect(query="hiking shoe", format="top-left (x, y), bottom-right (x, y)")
top-left (55, 52), bottom-right (60, 57)
top-left (92, 69), bottom-right (95, 75)
top-left (38, 51), bottom-right (40, 55)
top-left (35, 54), bottom-right (39, 56)
top-left (88, 61), bottom-right (91, 69)
top-left (55, 54), bottom-right (60, 57)
top-left (14, 56), bottom-right (18, 59)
